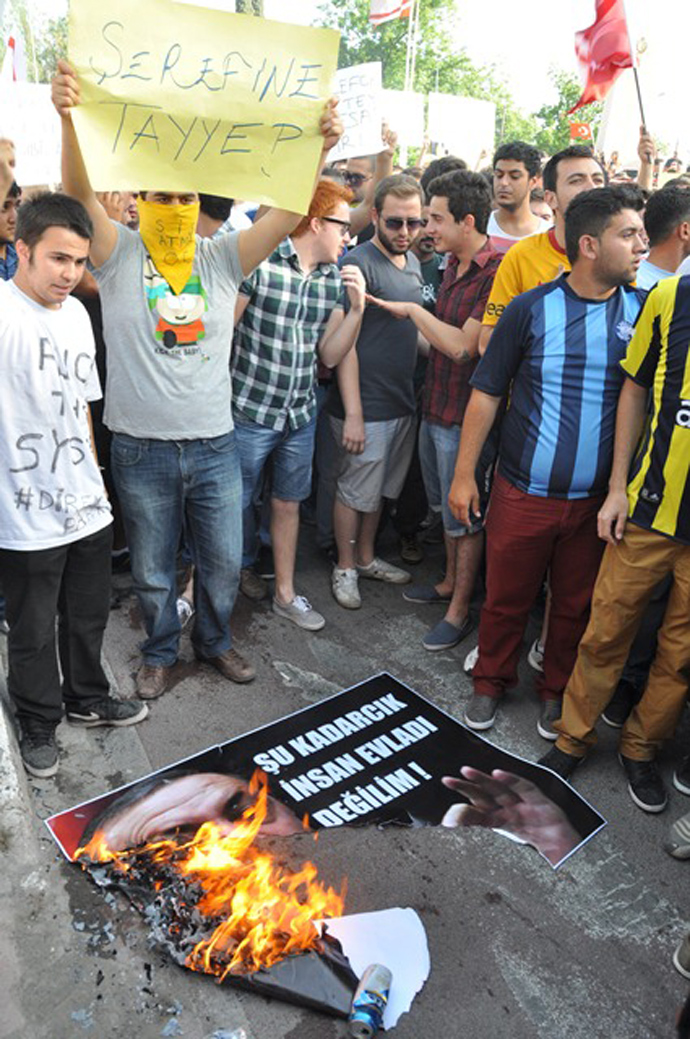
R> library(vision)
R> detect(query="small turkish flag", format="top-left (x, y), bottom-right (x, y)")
top-left (568, 0), bottom-right (633, 113)
top-left (569, 121), bottom-right (594, 142)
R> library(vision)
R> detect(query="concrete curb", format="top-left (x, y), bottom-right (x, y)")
top-left (0, 636), bottom-right (41, 860)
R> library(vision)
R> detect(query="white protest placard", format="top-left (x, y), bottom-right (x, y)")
top-left (427, 93), bottom-right (496, 169)
top-left (329, 61), bottom-right (382, 161)
top-left (381, 88), bottom-right (424, 148)
top-left (0, 83), bottom-right (62, 186)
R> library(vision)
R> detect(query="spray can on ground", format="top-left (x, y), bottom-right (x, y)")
top-left (348, 963), bottom-right (392, 1038)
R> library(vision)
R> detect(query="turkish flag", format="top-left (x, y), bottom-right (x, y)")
top-left (568, 0), bottom-right (633, 113)
top-left (369, 0), bottom-right (412, 26)
top-left (569, 121), bottom-right (594, 142)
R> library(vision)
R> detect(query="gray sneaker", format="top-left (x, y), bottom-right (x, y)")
top-left (332, 567), bottom-right (361, 609)
top-left (537, 699), bottom-right (562, 741)
top-left (673, 932), bottom-right (690, 979)
top-left (272, 595), bottom-right (325, 631)
top-left (464, 694), bottom-right (500, 731)
top-left (239, 567), bottom-right (268, 601)
top-left (664, 810), bottom-right (690, 860)
top-left (356, 556), bottom-right (410, 584)
top-left (20, 730), bottom-right (59, 778)
top-left (66, 698), bottom-right (149, 727)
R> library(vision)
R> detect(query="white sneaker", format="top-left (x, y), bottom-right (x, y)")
top-left (528, 638), bottom-right (544, 672)
top-left (356, 556), bottom-right (410, 584)
top-left (463, 645), bottom-right (479, 674)
top-left (176, 596), bottom-right (194, 630)
top-left (272, 595), bottom-right (326, 631)
top-left (332, 567), bottom-right (361, 609)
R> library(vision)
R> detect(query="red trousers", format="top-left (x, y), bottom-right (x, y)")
top-left (474, 474), bottom-right (605, 702)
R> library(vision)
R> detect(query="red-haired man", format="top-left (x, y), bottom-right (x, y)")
top-left (232, 179), bottom-right (366, 631)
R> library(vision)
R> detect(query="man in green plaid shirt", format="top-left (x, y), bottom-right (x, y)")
top-left (232, 179), bottom-right (366, 632)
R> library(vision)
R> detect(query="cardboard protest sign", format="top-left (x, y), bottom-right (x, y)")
top-left (47, 672), bottom-right (605, 870)
top-left (427, 93), bottom-right (496, 169)
top-left (0, 83), bottom-right (61, 186)
top-left (67, 0), bottom-right (340, 213)
top-left (381, 88), bottom-right (424, 149)
top-left (328, 62), bottom-right (383, 162)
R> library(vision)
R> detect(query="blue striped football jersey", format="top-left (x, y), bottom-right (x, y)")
top-left (472, 275), bottom-right (646, 499)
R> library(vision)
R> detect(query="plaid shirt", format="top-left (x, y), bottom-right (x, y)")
top-left (232, 239), bottom-right (342, 431)
top-left (422, 240), bottom-right (501, 427)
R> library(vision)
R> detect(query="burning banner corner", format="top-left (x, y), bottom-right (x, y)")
top-left (46, 673), bottom-right (604, 1021)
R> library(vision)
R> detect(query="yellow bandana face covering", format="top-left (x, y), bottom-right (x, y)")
top-left (137, 199), bottom-right (200, 295)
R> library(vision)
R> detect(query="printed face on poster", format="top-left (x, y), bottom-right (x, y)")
top-left (68, 0), bottom-right (340, 213)
top-left (47, 673), bottom-right (605, 870)
top-left (328, 62), bottom-right (383, 162)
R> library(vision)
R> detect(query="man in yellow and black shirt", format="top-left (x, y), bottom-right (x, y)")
top-left (541, 274), bottom-right (690, 814)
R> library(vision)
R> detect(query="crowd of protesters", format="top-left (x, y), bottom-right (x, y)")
top-left (0, 56), bottom-right (689, 988)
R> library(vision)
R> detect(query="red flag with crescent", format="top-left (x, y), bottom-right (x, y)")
top-left (568, 0), bottom-right (634, 113)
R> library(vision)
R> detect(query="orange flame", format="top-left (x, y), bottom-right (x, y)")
top-left (76, 772), bottom-right (346, 977)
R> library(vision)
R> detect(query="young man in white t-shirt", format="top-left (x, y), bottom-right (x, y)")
top-left (487, 141), bottom-right (551, 255)
top-left (0, 142), bottom-right (148, 778)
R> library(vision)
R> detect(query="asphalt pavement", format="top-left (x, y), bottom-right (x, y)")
top-left (1, 524), bottom-right (689, 1039)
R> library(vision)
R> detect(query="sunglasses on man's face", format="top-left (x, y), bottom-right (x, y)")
top-left (344, 172), bottom-right (371, 187)
top-left (382, 216), bottom-right (424, 231)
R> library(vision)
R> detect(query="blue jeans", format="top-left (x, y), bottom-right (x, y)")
top-left (111, 432), bottom-right (242, 666)
top-left (234, 415), bottom-right (316, 568)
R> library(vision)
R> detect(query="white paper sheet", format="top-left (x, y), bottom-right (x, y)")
top-left (318, 907), bottom-right (430, 1030)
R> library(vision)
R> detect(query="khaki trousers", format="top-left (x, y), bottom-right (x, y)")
top-left (554, 523), bottom-right (690, 761)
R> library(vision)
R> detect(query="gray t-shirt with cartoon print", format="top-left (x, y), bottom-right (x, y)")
top-left (93, 222), bottom-right (243, 440)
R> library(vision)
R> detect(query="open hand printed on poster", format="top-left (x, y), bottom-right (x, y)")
top-left (68, 0), bottom-right (340, 213)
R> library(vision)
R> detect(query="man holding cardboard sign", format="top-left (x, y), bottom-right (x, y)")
top-left (52, 58), bottom-right (342, 701)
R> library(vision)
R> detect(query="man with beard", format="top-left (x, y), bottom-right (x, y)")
top-left (326, 174), bottom-right (425, 609)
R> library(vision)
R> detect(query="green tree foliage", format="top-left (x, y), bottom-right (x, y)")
top-left (33, 15), bottom-right (67, 82)
top-left (318, 0), bottom-right (488, 96)
top-left (533, 68), bottom-right (603, 154)
top-left (236, 0), bottom-right (264, 14)
top-left (316, 0), bottom-right (542, 155)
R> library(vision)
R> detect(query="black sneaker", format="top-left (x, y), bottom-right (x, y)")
top-left (674, 754), bottom-right (690, 796)
top-left (66, 699), bottom-right (149, 728)
top-left (399, 534), bottom-right (424, 564)
top-left (20, 730), bottom-right (59, 778)
top-left (602, 679), bottom-right (638, 728)
top-left (619, 754), bottom-right (667, 813)
top-left (538, 745), bottom-right (583, 780)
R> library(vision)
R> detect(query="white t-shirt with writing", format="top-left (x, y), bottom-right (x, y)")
top-left (487, 211), bottom-right (552, 256)
top-left (0, 280), bottom-right (112, 550)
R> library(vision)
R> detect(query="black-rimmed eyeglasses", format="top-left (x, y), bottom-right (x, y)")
top-left (322, 216), bottom-right (351, 237)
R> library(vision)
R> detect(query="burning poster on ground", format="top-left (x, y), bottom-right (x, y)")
top-left (46, 672), bottom-right (605, 1021)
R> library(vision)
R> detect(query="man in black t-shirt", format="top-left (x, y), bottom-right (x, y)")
top-left (326, 174), bottom-right (425, 609)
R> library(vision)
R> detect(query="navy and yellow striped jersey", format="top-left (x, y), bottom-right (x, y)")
top-left (623, 275), bottom-right (690, 544)
top-left (472, 275), bottom-right (646, 499)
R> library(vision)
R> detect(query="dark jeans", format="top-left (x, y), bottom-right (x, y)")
top-left (0, 525), bottom-right (113, 731)
top-left (111, 432), bottom-right (242, 665)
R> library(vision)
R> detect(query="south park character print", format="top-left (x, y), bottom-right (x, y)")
top-left (144, 259), bottom-right (208, 352)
